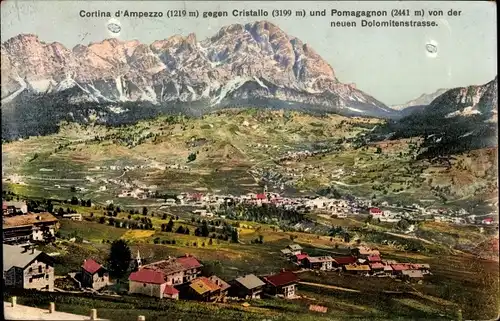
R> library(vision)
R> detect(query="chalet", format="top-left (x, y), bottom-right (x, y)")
top-left (188, 277), bottom-right (222, 302)
top-left (3, 245), bottom-right (55, 291)
top-left (343, 264), bottom-right (371, 275)
top-left (229, 274), bottom-right (266, 299)
top-left (401, 269), bottom-right (424, 282)
top-left (331, 256), bottom-right (357, 268)
top-left (209, 275), bottom-right (230, 298)
top-left (128, 269), bottom-right (179, 300)
top-left (263, 270), bottom-right (299, 299)
top-left (81, 259), bottom-right (109, 290)
top-left (3, 201), bottom-right (28, 215)
top-left (3, 213), bottom-right (59, 245)
top-left (177, 255), bottom-right (203, 283)
top-left (351, 246), bottom-right (380, 259)
top-left (304, 256), bottom-right (335, 271)
top-left (287, 244), bottom-right (303, 256)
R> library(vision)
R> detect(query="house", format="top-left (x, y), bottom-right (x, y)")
top-left (209, 275), bottom-right (231, 298)
top-left (287, 244), bottom-right (303, 256)
top-left (263, 270), bottom-right (299, 299)
top-left (331, 256), bottom-right (357, 268)
top-left (128, 269), bottom-right (179, 300)
top-left (229, 274), bottom-right (266, 299)
top-left (62, 213), bottom-right (82, 221)
top-left (351, 246), bottom-right (380, 259)
top-left (291, 253), bottom-right (309, 265)
top-left (188, 277), bottom-right (222, 302)
top-left (390, 264), bottom-right (410, 276)
top-left (3, 201), bottom-right (28, 215)
top-left (280, 249), bottom-right (292, 257)
top-left (304, 256), bottom-right (335, 271)
top-left (401, 269), bottom-right (424, 282)
top-left (367, 255), bottom-right (381, 263)
top-left (81, 259), bottom-right (109, 290)
top-left (3, 213), bottom-right (59, 245)
top-left (369, 208), bottom-right (384, 217)
top-left (177, 255), bottom-right (203, 283)
top-left (343, 264), bottom-right (371, 275)
top-left (482, 218), bottom-right (494, 225)
top-left (369, 262), bottom-right (385, 274)
top-left (140, 255), bottom-right (203, 286)
top-left (3, 244), bottom-right (55, 291)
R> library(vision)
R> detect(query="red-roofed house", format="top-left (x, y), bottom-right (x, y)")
top-left (482, 218), bottom-right (494, 225)
top-left (367, 255), bottom-right (381, 263)
top-left (128, 269), bottom-right (179, 300)
top-left (369, 208), bottom-right (383, 216)
top-left (263, 270), bottom-right (299, 299)
top-left (291, 253), bottom-right (309, 265)
top-left (332, 256), bottom-right (357, 268)
top-left (369, 262), bottom-right (385, 274)
top-left (177, 254), bottom-right (203, 283)
top-left (256, 193), bottom-right (267, 200)
top-left (390, 264), bottom-right (410, 275)
top-left (81, 259), bottom-right (109, 290)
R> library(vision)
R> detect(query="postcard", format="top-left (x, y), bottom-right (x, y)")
top-left (1, 1), bottom-right (498, 320)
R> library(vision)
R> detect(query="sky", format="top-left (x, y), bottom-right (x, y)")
top-left (1, 0), bottom-right (497, 105)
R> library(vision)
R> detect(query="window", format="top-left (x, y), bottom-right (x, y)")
top-left (46, 275), bottom-right (49, 279)
top-left (45, 264), bottom-right (49, 270)
top-left (29, 267), bottom-right (33, 273)
top-left (143, 283), bottom-right (147, 287)
top-left (38, 266), bottom-right (42, 273)
top-left (29, 278), bottom-right (33, 283)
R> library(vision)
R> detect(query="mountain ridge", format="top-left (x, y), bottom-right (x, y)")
top-left (1, 21), bottom-right (394, 121)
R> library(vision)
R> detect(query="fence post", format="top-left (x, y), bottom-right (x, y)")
top-left (49, 302), bottom-right (55, 313)
top-left (11, 296), bottom-right (17, 307)
top-left (90, 308), bottom-right (97, 320)
top-left (137, 316), bottom-right (145, 321)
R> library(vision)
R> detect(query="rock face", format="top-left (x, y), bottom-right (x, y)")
top-left (1, 21), bottom-right (398, 139)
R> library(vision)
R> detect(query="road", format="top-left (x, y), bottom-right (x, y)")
top-left (298, 281), bottom-right (360, 293)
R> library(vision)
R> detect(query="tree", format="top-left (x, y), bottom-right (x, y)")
top-left (166, 218), bottom-right (174, 232)
top-left (397, 219), bottom-right (410, 231)
top-left (142, 206), bottom-right (148, 216)
top-left (99, 217), bottom-right (106, 224)
top-left (184, 228), bottom-right (190, 235)
top-left (375, 147), bottom-right (382, 154)
top-left (201, 221), bottom-right (210, 237)
top-left (208, 238), bottom-right (213, 245)
top-left (70, 196), bottom-right (79, 205)
top-left (365, 215), bottom-right (373, 224)
top-left (343, 233), bottom-right (351, 243)
top-left (70, 186), bottom-right (77, 193)
top-left (187, 153), bottom-right (197, 162)
top-left (176, 226), bottom-right (185, 234)
top-left (108, 240), bottom-right (131, 278)
top-left (57, 207), bottom-right (65, 216)
top-left (231, 229), bottom-right (239, 243)
top-left (153, 237), bottom-right (160, 244)
top-left (258, 235), bottom-right (264, 244)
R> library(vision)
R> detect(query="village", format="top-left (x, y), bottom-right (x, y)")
top-left (2, 190), bottom-right (498, 320)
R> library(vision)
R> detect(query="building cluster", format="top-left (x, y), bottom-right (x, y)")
top-left (2, 201), bottom-right (59, 245)
top-left (281, 244), bottom-right (431, 282)
top-left (128, 253), bottom-right (300, 301)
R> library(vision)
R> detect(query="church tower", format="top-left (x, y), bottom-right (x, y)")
top-left (135, 250), bottom-right (142, 269)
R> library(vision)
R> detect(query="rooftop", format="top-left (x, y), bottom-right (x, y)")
top-left (234, 274), bottom-right (265, 290)
top-left (263, 271), bottom-right (299, 287)
top-left (209, 275), bottom-right (231, 291)
top-left (3, 244), bottom-right (52, 272)
top-left (3, 213), bottom-right (58, 229)
top-left (129, 269), bottom-right (166, 284)
top-left (81, 259), bottom-right (104, 274)
top-left (307, 256), bottom-right (335, 263)
top-left (190, 277), bottom-right (220, 295)
top-left (344, 264), bottom-right (371, 271)
top-left (287, 244), bottom-right (303, 251)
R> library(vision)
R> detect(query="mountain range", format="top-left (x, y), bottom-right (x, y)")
top-left (0, 21), bottom-right (497, 141)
